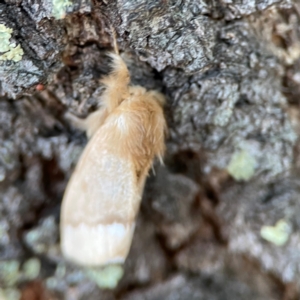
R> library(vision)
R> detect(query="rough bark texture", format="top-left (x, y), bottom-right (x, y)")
top-left (1, 0), bottom-right (300, 299)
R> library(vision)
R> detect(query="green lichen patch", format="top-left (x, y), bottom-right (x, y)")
top-left (85, 265), bottom-right (124, 289)
top-left (227, 150), bottom-right (256, 181)
top-left (23, 216), bottom-right (58, 255)
top-left (260, 219), bottom-right (292, 246)
top-left (0, 261), bottom-right (20, 287)
top-left (52, 0), bottom-right (72, 19)
top-left (0, 288), bottom-right (20, 300)
top-left (0, 24), bottom-right (24, 62)
top-left (22, 258), bottom-right (41, 280)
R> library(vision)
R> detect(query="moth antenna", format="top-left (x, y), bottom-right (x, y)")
top-left (110, 26), bottom-right (119, 55)
top-left (100, 54), bottom-right (130, 112)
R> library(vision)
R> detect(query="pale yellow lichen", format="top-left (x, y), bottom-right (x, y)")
top-left (227, 150), bottom-right (256, 181)
top-left (0, 24), bottom-right (24, 62)
top-left (85, 265), bottom-right (124, 289)
top-left (260, 219), bottom-right (291, 246)
top-left (0, 25), bottom-right (13, 52)
top-left (52, 0), bottom-right (72, 19)
top-left (0, 44), bottom-right (24, 62)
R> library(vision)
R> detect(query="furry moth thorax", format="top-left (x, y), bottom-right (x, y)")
top-left (60, 54), bottom-right (166, 266)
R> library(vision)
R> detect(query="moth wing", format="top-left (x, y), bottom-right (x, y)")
top-left (60, 130), bottom-right (140, 266)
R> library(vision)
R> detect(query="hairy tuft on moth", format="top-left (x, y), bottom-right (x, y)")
top-left (60, 53), bottom-right (166, 266)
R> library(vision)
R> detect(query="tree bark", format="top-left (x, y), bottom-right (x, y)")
top-left (0, 0), bottom-right (300, 299)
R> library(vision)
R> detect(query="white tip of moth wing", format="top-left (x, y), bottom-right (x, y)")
top-left (61, 222), bottom-right (135, 267)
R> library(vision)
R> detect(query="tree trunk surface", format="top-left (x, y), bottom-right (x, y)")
top-left (1, 0), bottom-right (300, 299)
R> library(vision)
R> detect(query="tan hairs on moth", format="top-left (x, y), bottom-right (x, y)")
top-left (60, 53), bottom-right (166, 266)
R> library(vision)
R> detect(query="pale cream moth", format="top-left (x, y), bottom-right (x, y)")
top-left (60, 53), bottom-right (166, 266)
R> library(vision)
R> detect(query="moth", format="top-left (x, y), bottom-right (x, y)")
top-left (60, 53), bottom-right (166, 266)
